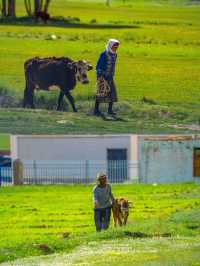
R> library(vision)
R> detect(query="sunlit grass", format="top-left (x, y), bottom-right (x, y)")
top-left (0, 134), bottom-right (10, 150)
top-left (0, 0), bottom-right (200, 134)
top-left (0, 184), bottom-right (199, 263)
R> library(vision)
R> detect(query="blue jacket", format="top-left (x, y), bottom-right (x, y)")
top-left (96, 50), bottom-right (117, 81)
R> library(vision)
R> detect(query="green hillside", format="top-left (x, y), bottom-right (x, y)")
top-left (0, 134), bottom-right (10, 150)
top-left (0, 0), bottom-right (200, 134)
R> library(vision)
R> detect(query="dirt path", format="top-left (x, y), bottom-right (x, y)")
top-left (1, 237), bottom-right (200, 266)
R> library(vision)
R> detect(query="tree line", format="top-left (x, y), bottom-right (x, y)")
top-left (1, 0), bottom-right (51, 18)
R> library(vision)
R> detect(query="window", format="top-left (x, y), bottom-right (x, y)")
top-left (107, 149), bottom-right (127, 182)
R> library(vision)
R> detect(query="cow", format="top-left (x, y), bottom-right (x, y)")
top-left (23, 57), bottom-right (93, 112)
top-left (112, 198), bottom-right (132, 227)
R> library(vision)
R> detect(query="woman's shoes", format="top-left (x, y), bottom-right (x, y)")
top-left (108, 111), bottom-right (117, 115)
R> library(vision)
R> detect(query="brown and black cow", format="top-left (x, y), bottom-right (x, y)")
top-left (23, 56), bottom-right (93, 112)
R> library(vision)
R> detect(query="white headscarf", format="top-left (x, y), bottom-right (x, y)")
top-left (106, 39), bottom-right (120, 54)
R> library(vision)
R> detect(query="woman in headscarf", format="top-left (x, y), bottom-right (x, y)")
top-left (94, 39), bottom-right (120, 116)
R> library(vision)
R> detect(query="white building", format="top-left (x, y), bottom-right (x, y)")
top-left (11, 134), bottom-right (200, 183)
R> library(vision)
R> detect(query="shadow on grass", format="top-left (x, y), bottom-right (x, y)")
top-left (124, 231), bottom-right (172, 238)
top-left (0, 16), bottom-right (140, 29)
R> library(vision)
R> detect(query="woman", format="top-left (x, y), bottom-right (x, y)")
top-left (94, 39), bottom-right (120, 116)
top-left (93, 173), bottom-right (115, 232)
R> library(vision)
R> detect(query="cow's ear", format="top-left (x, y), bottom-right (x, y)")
top-left (87, 64), bottom-right (93, 71)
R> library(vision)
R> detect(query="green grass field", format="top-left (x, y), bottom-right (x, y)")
top-left (0, 0), bottom-right (200, 134)
top-left (0, 134), bottom-right (10, 150)
top-left (0, 184), bottom-right (200, 264)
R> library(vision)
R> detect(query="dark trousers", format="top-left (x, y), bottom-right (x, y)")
top-left (94, 207), bottom-right (111, 232)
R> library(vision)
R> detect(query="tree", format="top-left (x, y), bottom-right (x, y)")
top-left (1, 0), bottom-right (7, 17)
top-left (1, 0), bottom-right (16, 17)
top-left (44, 0), bottom-right (51, 12)
top-left (34, 0), bottom-right (40, 13)
top-left (24, 0), bottom-right (32, 16)
top-left (7, 0), bottom-right (15, 17)
top-left (24, 0), bottom-right (51, 16)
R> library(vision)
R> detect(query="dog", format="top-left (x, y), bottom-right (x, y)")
top-left (112, 198), bottom-right (132, 227)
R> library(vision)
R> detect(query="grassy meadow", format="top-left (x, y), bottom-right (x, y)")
top-left (0, 134), bottom-right (10, 150)
top-left (0, 183), bottom-right (200, 264)
top-left (0, 0), bottom-right (200, 134)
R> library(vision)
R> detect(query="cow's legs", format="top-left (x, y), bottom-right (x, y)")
top-left (64, 91), bottom-right (77, 112)
top-left (23, 80), bottom-right (29, 108)
top-left (23, 82), bottom-right (35, 109)
top-left (56, 91), bottom-right (65, 111)
top-left (123, 215), bottom-right (128, 225)
top-left (113, 214), bottom-right (117, 227)
top-left (118, 215), bottom-right (123, 226)
top-left (23, 89), bottom-right (28, 108)
top-left (29, 89), bottom-right (35, 109)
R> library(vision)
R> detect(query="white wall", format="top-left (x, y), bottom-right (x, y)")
top-left (11, 135), bottom-right (132, 160)
top-left (11, 135), bottom-right (139, 182)
top-left (138, 135), bottom-right (200, 183)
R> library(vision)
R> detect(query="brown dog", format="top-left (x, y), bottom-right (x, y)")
top-left (112, 198), bottom-right (132, 227)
